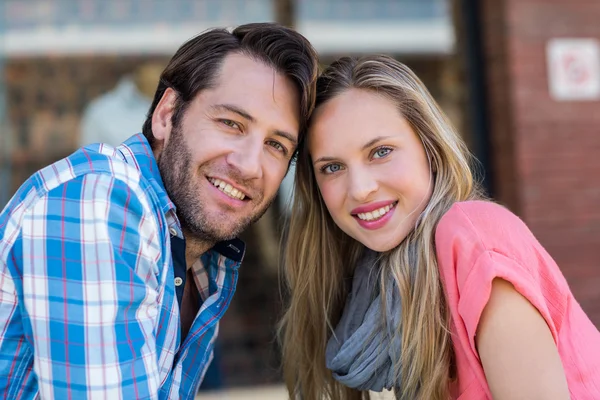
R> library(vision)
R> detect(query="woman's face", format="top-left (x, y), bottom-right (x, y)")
top-left (308, 88), bottom-right (433, 252)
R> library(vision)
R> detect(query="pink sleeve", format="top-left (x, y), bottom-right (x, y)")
top-left (460, 249), bottom-right (560, 358)
top-left (436, 201), bottom-right (569, 360)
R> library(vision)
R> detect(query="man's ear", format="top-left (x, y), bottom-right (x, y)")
top-left (151, 88), bottom-right (178, 146)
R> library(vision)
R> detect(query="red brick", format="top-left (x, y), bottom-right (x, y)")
top-left (481, 0), bottom-right (600, 326)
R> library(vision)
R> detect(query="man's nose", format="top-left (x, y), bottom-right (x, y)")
top-left (226, 137), bottom-right (263, 181)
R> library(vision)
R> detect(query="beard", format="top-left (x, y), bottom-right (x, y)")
top-left (157, 124), bottom-right (273, 244)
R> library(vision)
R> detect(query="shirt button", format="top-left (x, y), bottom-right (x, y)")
top-left (169, 227), bottom-right (177, 236)
top-left (174, 277), bottom-right (183, 287)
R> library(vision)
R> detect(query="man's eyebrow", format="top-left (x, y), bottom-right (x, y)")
top-left (213, 103), bottom-right (298, 147)
top-left (211, 104), bottom-right (255, 122)
top-left (274, 130), bottom-right (298, 147)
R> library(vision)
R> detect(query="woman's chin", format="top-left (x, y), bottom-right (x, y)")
top-left (359, 236), bottom-right (405, 253)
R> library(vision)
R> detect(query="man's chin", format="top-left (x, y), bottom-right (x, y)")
top-left (186, 221), bottom-right (245, 243)
top-left (207, 229), bottom-right (240, 243)
top-left (182, 204), bottom-right (270, 243)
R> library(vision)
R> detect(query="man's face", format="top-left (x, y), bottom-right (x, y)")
top-left (152, 53), bottom-right (300, 243)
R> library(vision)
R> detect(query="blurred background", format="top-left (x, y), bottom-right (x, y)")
top-left (0, 0), bottom-right (598, 398)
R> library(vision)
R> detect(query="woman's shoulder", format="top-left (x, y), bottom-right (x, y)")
top-left (436, 200), bottom-right (532, 249)
top-left (434, 200), bottom-right (551, 278)
top-left (438, 200), bottom-right (523, 229)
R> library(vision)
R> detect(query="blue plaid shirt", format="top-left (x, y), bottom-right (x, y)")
top-left (0, 134), bottom-right (245, 399)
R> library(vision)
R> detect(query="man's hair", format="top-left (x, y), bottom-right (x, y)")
top-left (141, 22), bottom-right (319, 150)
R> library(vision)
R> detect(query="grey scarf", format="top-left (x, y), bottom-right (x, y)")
top-left (325, 250), bottom-right (402, 392)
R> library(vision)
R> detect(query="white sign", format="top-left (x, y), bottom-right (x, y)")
top-left (546, 38), bottom-right (600, 101)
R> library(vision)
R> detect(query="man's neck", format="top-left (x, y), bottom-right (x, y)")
top-left (183, 230), bottom-right (214, 270)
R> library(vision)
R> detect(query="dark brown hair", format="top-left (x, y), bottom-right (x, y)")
top-left (141, 22), bottom-right (319, 150)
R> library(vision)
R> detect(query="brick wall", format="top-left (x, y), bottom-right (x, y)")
top-left (480, 0), bottom-right (600, 325)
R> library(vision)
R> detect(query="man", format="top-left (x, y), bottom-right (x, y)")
top-left (0, 23), bottom-right (318, 399)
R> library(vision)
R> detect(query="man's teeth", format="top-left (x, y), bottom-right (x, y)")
top-left (209, 178), bottom-right (246, 200)
top-left (357, 204), bottom-right (393, 221)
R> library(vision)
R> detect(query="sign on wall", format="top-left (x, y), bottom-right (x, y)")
top-left (546, 38), bottom-right (600, 101)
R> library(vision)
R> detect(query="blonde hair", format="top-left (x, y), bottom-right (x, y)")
top-left (279, 55), bottom-right (485, 400)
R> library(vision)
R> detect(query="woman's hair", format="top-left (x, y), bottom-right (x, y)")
top-left (279, 55), bottom-right (485, 400)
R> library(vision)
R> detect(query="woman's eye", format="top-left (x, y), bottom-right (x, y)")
top-left (373, 147), bottom-right (392, 159)
top-left (322, 163), bottom-right (343, 174)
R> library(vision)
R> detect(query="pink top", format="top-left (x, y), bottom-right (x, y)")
top-left (435, 201), bottom-right (600, 399)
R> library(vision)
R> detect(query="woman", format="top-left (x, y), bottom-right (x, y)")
top-left (279, 55), bottom-right (600, 399)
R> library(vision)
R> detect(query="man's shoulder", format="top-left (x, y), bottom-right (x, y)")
top-left (3, 144), bottom-right (154, 218)
top-left (40, 144), bottom-right (146, 195)
top-left (0, 144), bottom-right (165, 278)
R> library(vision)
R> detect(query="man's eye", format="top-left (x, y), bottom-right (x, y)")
top-left (321, 163), bottom-right (343, 174)
top-left (267, 140), bottom-right (287, 154)
top-left (220, 119), bottom-right (240, 130)
top-left (373, 147), bottom-right (392, 159)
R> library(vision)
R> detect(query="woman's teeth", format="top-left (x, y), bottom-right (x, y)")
top-left (209, 178), bottom-right (246, 200)
top-left (357, 204), bottom-right (394, 221)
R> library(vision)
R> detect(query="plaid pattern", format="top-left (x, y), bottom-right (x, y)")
top-left (0, 134), bottom-right (243, 399)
